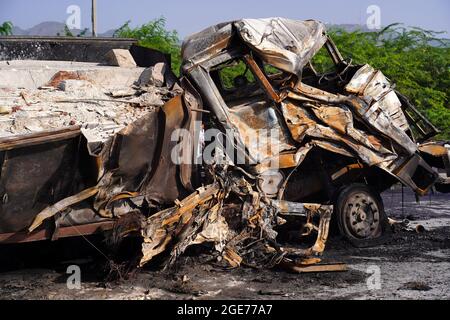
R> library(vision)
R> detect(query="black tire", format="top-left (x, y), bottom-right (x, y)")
top-left (334, 183), bottom-right (390, 247)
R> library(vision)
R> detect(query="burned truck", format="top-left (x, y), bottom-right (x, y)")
top-left (0, 18), bottom-right (449, 270)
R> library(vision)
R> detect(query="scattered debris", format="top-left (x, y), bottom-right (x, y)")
top-left (58, 79), bottom-right (92, 92)
top-left (47, 70), bottom-right (86, 88)
top-left (257, 289), bottom-right (287, 296)
top-left (0, 61), bottom-right (169, 144)
top-left (105, 49), bottom-right (137, 68)
top-left (137, 165), bottom-right (334, 269)
top-left (280, 260), bottom-right (348, 273)
top-left (398, 281), bottom-right (432, 292)
top-left (389, 218), bottom-right (427, 234)
top-left (0, 106), bottom-right (11, 114)
top-left (138, 62), bottom-right (166, 87)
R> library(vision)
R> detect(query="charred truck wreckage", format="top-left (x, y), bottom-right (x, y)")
top-left (0, 18), bottom-right (449, 272)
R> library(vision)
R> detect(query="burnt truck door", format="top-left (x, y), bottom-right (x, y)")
top-left (186, 50), bottom-right (295, 167)
top-left (210, 54), bottom-right (295, 165)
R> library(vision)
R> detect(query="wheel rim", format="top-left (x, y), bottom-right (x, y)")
top-left (343, 192), bottom-right (381, 239)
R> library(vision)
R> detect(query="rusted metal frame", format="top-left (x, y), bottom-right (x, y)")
top-left (181, 32), bottom-right (234, 74)
top-left (188, 64), bottom-right (234, 128)
top-left (184, 48), bottom-right (239, 75)
top-left (404, 109), bottom-right (428, 137)
top-left (294, 87), bottom-right (419, 156)
top-left (242, 54), bottom-right (281, 103)
top-left (443, 149), bottom-right (450, 177)
top-left (293, 81), bottom-right (347, 105)
top-left (254, 152), bottom-right (301, 173)
top-left (0, 221), bottom-right (114, 244)
top-left (180, 77), bottom-right (208, 188)
top-left (0, 126), bottom-right (81, 151)
top-left (324, 37), bottom-right (344, 66)
top-left (404, 109), bottom-right (439, 143)
top-left (29, 186), bottom-right (100, 232)
top-left (272, 200), bottom-right (308, 217)
top-left (177, 92), bottom-right (196, 191)
top-left (136, 95), bottom-right (192, 204)
top-left (199, 76), bottom-right (252, 166)
top-left (331, 163), bottom-right (365, 181)
top-left (396, 91), bottom-right (440, 141)
top-left (139, 183), bottom-right (223, 267)
top-left (419, 144), bottom-right (449, 157)
top-left (163, 183), bottom-right (221, 227)
top-left (281, 261), bottom-right (348, 273)
top-left (190, 108), bottom-right (210, 114)
top-left (189, 58), bottom-right (254, 165)
top-left (307, 205), bottom-right (333, 255)
top-left (290, 204), bottom-right (333, 256)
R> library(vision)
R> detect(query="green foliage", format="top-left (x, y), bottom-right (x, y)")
top-left (313, 24), bottom-right (450, 139)
top-left (0, 21), bottom-right (13, 36)
top-left (114, 17), bottom-right (181, 75)
top-left (219, 60), bottom-right (255, 89)
top-left (63, 25), bottom-right (74, 37)
top-left (78, 28), bottom-right (89, 37)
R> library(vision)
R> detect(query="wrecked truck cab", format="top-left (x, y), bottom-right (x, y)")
top-left (180, 18), bottom-right (448, 246)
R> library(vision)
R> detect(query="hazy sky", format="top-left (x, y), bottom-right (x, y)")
top-left (0, 0), bottom-right (449, 38)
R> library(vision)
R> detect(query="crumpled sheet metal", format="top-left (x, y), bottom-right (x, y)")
top-left (287, 81), bottom-right (417, 157)
top-left (278, 76), bottom-right (436, 195)
top-left (286, 82), bottom-right (417, 166)
top-left (28, 187), bottom-right (99, 232)
top-left (140, 182), bottom-right (222, 266)
top-left (346, 64), bottom-right (410, 132)
top-left (139, 166), bottom-right (334, 269)
top-left (234, 18), bottom-right (327, 77)
top-left (419, 142), bottom-right (450, 157)
top-left (182, 22), bottom-right (234, 69)
top-left (28, 92), bottom-right (191, 232)
top-left (181, 18), bottom-right (327, 77)
top-left (227, 100), bottom-right (295, 163)
top-left (280, 101), bottom-right (397, 169)
top-left (343, 68), bottom-right (416, 155)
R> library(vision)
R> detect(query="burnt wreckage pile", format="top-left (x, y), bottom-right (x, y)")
top-left (138, 165), bottom-right (334, 269)
top-left (1, 18), bottom-right (449, 272)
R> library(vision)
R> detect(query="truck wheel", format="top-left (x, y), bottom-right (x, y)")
top-left (335, 183), bottom-right (390, 247)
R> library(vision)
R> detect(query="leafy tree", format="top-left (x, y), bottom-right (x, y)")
top-left (0, 21), bottom-right (13, 36)
top-left (114, 17), bottom-right (181, 75)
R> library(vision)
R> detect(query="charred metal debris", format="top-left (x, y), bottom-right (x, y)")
top-left (0, 18), bottom-right (449, 272)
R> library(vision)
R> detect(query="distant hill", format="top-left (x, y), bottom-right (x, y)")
top-left (326, 24), bottom-right (372, 32)
top-left (11, 21), bottom-right (115, 37)
top-left (14, 21), bottom-right (446, 41)
top-left (11, 25), bottom-right (27, 35)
